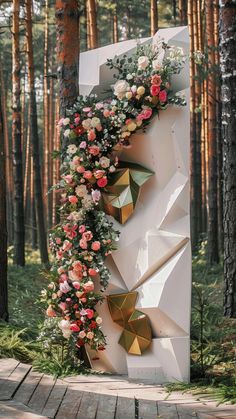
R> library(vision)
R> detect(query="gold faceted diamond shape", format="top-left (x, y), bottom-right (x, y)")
top-left (101, 161), bottom-right (154, 224)
top-left (107, 292), bottom-right (152, 355)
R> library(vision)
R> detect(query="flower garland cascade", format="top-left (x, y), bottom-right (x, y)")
top-left (41, 42), bottom-right (186, 352)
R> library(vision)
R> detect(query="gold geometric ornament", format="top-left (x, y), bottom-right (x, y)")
top-left (101, 161), bottom-right (154, 224)
top-left (107, 291), bottom-right (152, 355)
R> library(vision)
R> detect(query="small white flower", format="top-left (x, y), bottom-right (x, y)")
top-left (99, 156), bottom-right (110, 168)
top-left (62, 117), bottom-right (70, 126)
top-left (138, 55), bottom-right (149, 70)
top-left (109, 165), bottom-right (116, 173)
top-left (64, 129), bottom-right (71, 138)
top-left (126, 73), bottom-right (133, 80)
top-left (67, 144), bottom-right (77, 154)
top-left (131, 85), bottom-right (137, 93)
top-left (96, 316), bottom-right (102, 325)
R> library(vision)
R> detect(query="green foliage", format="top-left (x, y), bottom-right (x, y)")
top-left (191, 241), bottom-right (236, 380)
top-left (0, 322), bottom-right (39, 363)
top-left (8, 248), bottom-right (48, 336)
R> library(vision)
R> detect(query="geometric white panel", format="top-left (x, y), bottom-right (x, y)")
top-left (81, 26), bottom-right (191, 383)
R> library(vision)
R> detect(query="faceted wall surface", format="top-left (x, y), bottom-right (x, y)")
top-left (79, 27), bottom-right (191, 383)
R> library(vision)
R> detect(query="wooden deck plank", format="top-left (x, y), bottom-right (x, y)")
top-left (157, 401), bottom-right (179, 419)
top-left (115, 396), bottom-right (135, 419)
top-left (0, 363), bottom-right (31, 401)
top-left (96, 394), bottom-right (117, 419)
top-left (0, 359), bottom-right (19, 379)
top-left (76, 391), bottom-right (99, 419)
top-left (55, 386), bottom-right (83, 419)
top-left (42, 378), bottom-right (67, 418)
top-left (0, 400), bottom-right (47, 418)
top-left (138, 398), bottom-right (158, 419)
top-left (14, 371), bottom-right (44, 405)
top-left (28, 374), bottom-right (56, 413)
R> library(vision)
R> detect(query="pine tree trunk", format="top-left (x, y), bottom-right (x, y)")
top-left (0, 58), bottom-right (13, 245)
top-left (87, 0), bottom-right (98, 49)
top-left (12, 0), bottom-right (25, 266)
top-left (113, 0), bottom-right (118, 43)
top-left (25, 0), bottom-right (49, 266)
top-left (220, 0), bottom-right (236, 317)
top-left (55, 0), bottom-right (80, 118)
top-left (179, 0), bottom-right (187, 25)
top-left (150, 0), bottom-right (158, 36)
top-left (206, 0), bottom-right (219, 264)
top-left (0, 60), bottom-right (8, 321)
top-left (43, 0), bottom-right (50, 228)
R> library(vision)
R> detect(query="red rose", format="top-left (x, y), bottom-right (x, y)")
top-left (97, 177), bottom-right (108, 188)
top-left (150, 84), bottom-right (160, 96)
top-left (74, 126), bottom-right (85, 136)
top-left (159, 90), bottom-right (167, 102)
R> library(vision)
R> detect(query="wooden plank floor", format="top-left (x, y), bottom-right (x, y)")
top-left (0, 359), bottom-right (235, 419)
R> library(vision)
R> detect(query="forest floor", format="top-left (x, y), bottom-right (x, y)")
top-left (0, 243), bottom-right (235, 405)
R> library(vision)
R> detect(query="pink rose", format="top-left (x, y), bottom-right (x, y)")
top-left (151, 75), bottom-right (162, 86)
top-left (68, 195), bottom-right (78, 204)
top-left (83, 170), bottom-right (93, 179)
top-left (73, 260), bottom-right (83, 271)
top-left (46, 306), bottom-right (56, 317)
top-left (139, 108), bottom-right (153, 120)
top-left (88, 130), bottom-right (96, 141)
top-left (94, 169), bottom-right (105, 179)
top-left (73, 281), bottom-right (81, 289)
top-left (77, 165), bottom-right (85, 173)
top-left (79, 238), bottom-right (88, 249)
top-left (91, 241), bottom-right (101, 251)
top-left (88, 145), bottom-right (100, 156)
top-left (60, 281), bottom-right (71, 293)
top-left (55, 237), bottom-right (61, 244)
top-left (150, 84), bottom-right (160, 96)
top-left (60, 273), bottom-right (68, 281)
top-left (95, 102), bottom-right (104, 110)
top-left (159, 90), bottom-right (167, 102)
top-left (83, 281), bottom-right (95, 293)
top-left (79, 225), bottom-right (86, 233)
top-left (97, 177), bottom-right (108, 188)
top-left (79, 141), bottom-right (87, 149)
top-left (74, 116), bottom-right (80, 124)
top-left (62, 240), bottom-right (72, 252)
top-left (88, 268), bottom-right (97, 276)
top-left (86, 308), bottom-right (94, 319)
top-left (59, 302), bottom-right (67, 311)
top-left (87, 331), bottom-right (94, 340)
top-left (83, 107), bottom-right (91, 112)
top-left (103, 109), bottom-right (110, 117)
top-left (82, 231), bottom-right (93, 241)
top-left (64, 174), bottom-right (73, 184)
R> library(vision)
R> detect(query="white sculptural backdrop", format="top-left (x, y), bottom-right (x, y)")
top-left (79, 27), bottom-right (191, 384)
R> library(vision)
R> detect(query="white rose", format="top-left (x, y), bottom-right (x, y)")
top-left (109, 165), bottom-right (116, 173)
top-left (75, 184), bottom-right (88, 198)
top-left (91, 117), bottom-right (101, 128)
top-left (62, 330), bottom-right (72, 339)
top-left (79, 331), bottom-right (86, 339)
top-left (64, 129), bottom-right (71, 137)
top-left (63, 117), bottom-right (70, 126)
top-left (82, 118), bottom-right (92, 130)
top-left (113, 80), bottom-right (130, 99)
top-left (96, 316), bottom-right (102, 325)
top-left (131, 85), bottom-right (137, 93)
top-left (67, 144), bottom-right (77, 154)
top-left (59, 319), bottom-right (71, 330)
top-left (99, 156), bottom-right (110, 168)
top-left (138, 55), bottom-right (149, 70)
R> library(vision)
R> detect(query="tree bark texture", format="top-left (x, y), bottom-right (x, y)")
top-left (220, 0), bottom-right (236, 317)
top-left (150, 0), bottom-right (158, 36)
top-left (87, 0), bottom-right (98, 49)
top-left (55, 0), bottom-right (80, 118)
top-left (12, 0), bottom-right (25, 266)
top-left (179, 0), bottom-right (187, 25)
top-left (25, 0), bottom-right (49, 266)
top-left (113, 0), bottom-right (118, 43)
top-left (0, 59), bottom-right (8, 321)
top-left (206, 0), bottom-right (219, 263)
top-left (43, 0), bottom-right (50, 227)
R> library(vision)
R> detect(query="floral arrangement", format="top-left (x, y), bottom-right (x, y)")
top-left (41, 41), bottom-right (186, 353)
